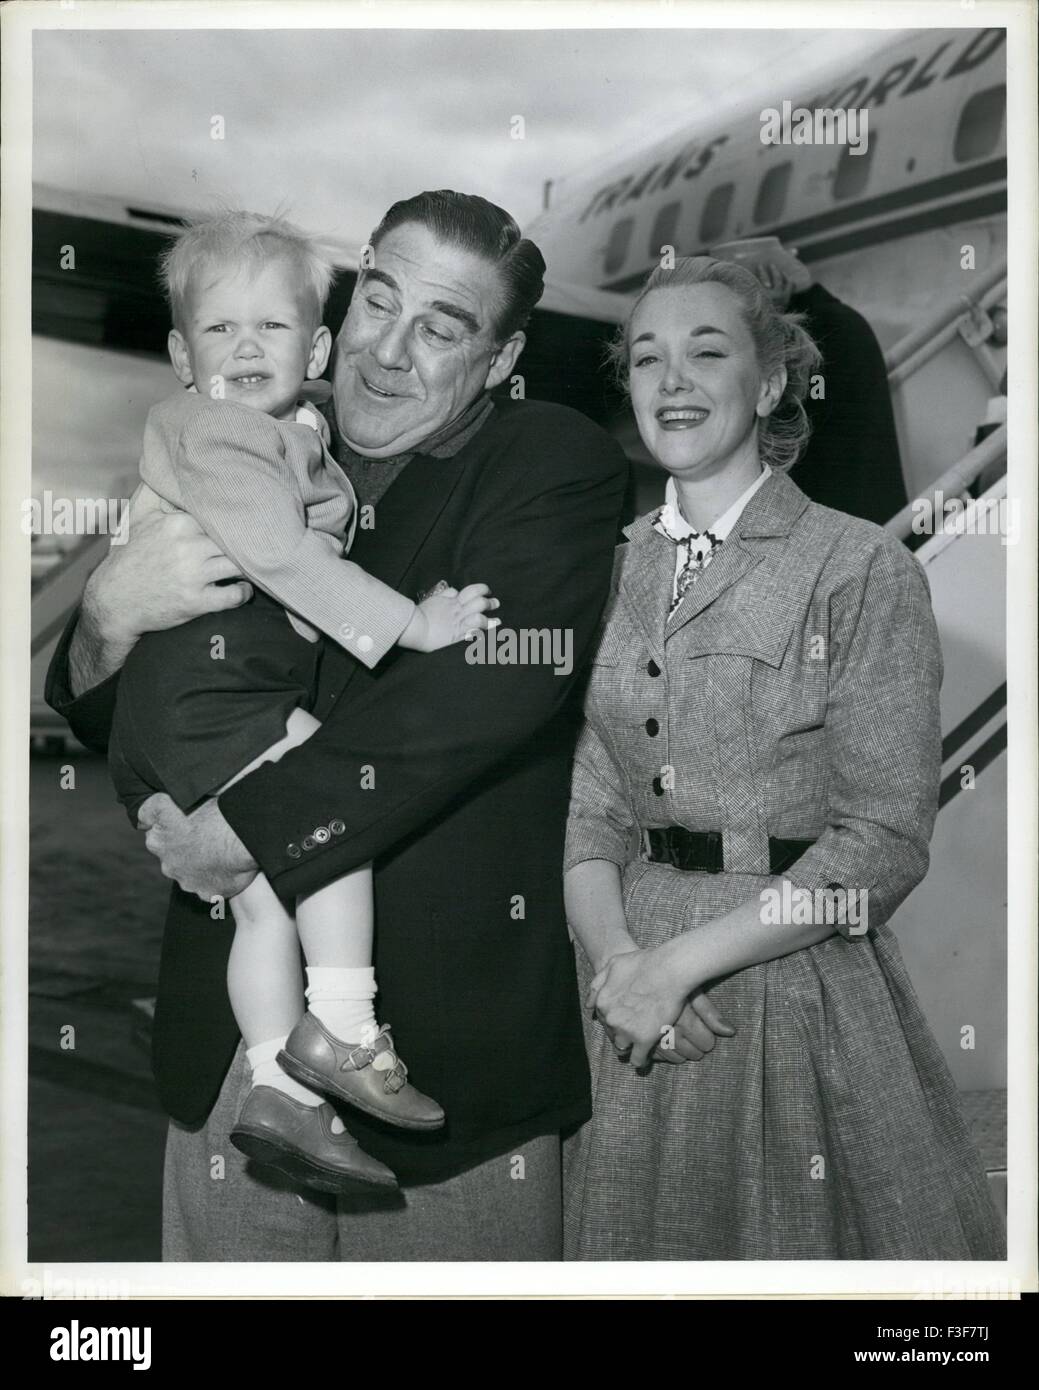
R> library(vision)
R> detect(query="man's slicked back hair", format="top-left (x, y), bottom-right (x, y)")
top-left (369, 190), bottom-right (546, 342)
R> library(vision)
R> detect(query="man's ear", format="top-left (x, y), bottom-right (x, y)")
top-left (756, 364), bottom-right (787, 418)
top-left (306, 325), bottom-right (332, 380)
top-left (484, 332), bottom-right (526, 393)
top-left (168, 330), bottom-right (194, 387)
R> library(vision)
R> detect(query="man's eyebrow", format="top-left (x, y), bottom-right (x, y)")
top-left (359, 269), bottom-right (482, 336)
top-left (360, 267), bottom-right (400, 294)
top-left (429, 299), bottom-right (481, 335)
top-left (632, 324), bottom-right (730, 346)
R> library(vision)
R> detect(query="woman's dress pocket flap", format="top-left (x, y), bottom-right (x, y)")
top-left (680, 600), bottom-right (797, 669)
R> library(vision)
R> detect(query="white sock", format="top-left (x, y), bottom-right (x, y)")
top-left (305, 966), bottom-right (378, 1044)
top-left (246, 1036), bottom-right (323, 1107)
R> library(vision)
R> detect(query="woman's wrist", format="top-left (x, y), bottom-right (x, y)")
top-left (654, 932), bottom-right (706, 998)
top-left (589, 930), bottom-right (638, 975)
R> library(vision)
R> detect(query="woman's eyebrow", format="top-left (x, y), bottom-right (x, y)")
top-left (631, 324), bottom-right (730, 346)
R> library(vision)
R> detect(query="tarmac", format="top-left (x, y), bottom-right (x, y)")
top-left (29, 749), bottom-right (168, 1261)
top-left (26, 750), bottom-right (1007, 1263)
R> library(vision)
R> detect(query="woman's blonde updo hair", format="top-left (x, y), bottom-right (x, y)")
top-left (608, 255), bottom-right (822, 472)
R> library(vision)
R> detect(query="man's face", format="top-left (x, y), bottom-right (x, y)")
top-left (332, 222), bottom-right (523, 456)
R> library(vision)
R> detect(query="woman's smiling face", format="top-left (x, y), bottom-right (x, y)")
top-left (627, 280), bottom-right (782, 480)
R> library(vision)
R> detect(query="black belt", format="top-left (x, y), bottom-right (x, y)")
top-left (645, 827), bottom-right (815, 875)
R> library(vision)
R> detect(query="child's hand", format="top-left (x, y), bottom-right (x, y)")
top-left (398, 582), bottom-right (501, 653)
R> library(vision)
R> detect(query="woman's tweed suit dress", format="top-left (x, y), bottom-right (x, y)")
top-left (563, 469), bottom-right (1004, 1260)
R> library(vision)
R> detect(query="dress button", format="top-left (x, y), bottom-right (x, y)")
top-left (313, 826), bottom-right (331, 844)
top-left (647, 659), bottom-right (661, 677)
top-left (645, 718), bottom-right (660, 736)
top-left (339, 623), bottom-right (355, 640)
top-left (652, 776), bottom-right (664, 796)
top-left (302, 836), bottom-right (317, 851)
top-left (287, 843), bottom-right (302, 859)
top-left (357, 635), bottom-right (374, 655)
top-left (329, 819), bottom-right (346, 835)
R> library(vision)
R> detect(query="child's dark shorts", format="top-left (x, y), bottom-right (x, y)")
top-left (109, 588), bottom-right (323, 826)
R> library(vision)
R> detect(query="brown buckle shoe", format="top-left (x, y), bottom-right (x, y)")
top-left (230, 1085), bottom-right (398, 1195)
top-left (278, 1014), bottom-right (445, 1131)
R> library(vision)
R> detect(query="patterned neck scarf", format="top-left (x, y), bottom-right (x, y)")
top-left (652, 467), bottom-right (772, 616)
top-left (651, 510), bottom-right (723, 614)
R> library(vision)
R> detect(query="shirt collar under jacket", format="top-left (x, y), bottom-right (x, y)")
top-left (655, 464), bottom-right (773, 545)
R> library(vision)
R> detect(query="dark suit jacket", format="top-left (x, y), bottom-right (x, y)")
top-left (46, 398), bottom-right (628, 1181)
top-left (788, 284), bottom-right (909, 527)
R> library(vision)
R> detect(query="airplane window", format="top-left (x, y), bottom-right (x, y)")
top-left (833, 138), bottom-right (876, 201)
top-left (753, 163), bottom-right (792, 226)
top-left (649, 201), bottom-right (681, 259)
top-left (954, 85), bottom-right (1006, 163)
top-left (699, 183), bottom-right (734, 243)
top-left (604, 217), bottom-right (635, 275)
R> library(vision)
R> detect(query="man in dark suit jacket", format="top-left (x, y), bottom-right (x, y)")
top-left (787, 281), bottom-right (909, 527)
top-left (712, 239), bottom-right (908, 527)
top-left (46, 191), bottom-right (628, 1260)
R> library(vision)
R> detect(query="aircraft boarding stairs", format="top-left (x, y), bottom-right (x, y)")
top-left (881, 263), bottom-right (1009, 1220)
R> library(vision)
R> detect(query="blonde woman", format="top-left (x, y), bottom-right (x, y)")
top-left (563, 256), bottom-right (1004, 1260)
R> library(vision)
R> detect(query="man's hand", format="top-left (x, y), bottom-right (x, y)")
top-left (137, 793), bottom-right (259, 903)
top-left (69, 497), bottom-right (253, 696)
top-left (754, 259), bottom-right (793, 308)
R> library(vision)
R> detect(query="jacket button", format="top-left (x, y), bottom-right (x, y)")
top-left (652, 776), bottom-right (664, 796)
top-left (302, 836), bottom-right (317, 851)
top-left (287, 843), bottom-right (302, 859)
top-left (329, 819), bottom-right (346, 835)
top-left (645, 718), bottom-right (660, 736)
top-left (647, 659), bottom-right (661, 677)
top-left (313, 826), bottom-right (331, 844)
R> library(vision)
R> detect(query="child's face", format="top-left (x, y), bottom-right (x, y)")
top-left (168, 256), bottom-right (331, 420)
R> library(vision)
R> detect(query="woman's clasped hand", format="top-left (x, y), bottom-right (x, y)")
top-left (586, 944), bottom-right (735, 1069)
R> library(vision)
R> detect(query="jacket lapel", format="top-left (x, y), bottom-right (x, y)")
top-left (663, 531), bottom-right (763, 637)
top-left (615, 514), bottom-right (676, 658)
top-left (665, 471), bottom-right (810, 642)
top-left (330, 451), bottom-right (472, 703)
top-left (621, 471), bottom-right (810, 648)
top-left (349, 451), bottom-right (470, 590)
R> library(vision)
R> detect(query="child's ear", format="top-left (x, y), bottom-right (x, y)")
top-left (306, 325), bottom-right (332, 380)
top-left (168, 330), bottom-right (194, 387)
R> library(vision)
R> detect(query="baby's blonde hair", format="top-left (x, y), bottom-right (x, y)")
top-left (159, 210), bottom-right (336, 331)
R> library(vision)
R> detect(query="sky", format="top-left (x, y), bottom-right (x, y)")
top-left (32, 25), bottom-right (888, 243)
top-left (28, 21), bottom-right (896, 506)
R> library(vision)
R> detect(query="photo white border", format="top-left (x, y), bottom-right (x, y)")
top-left (2, 0), bottom-right (1035, 1300)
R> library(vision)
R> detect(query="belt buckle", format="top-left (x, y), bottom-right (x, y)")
top-left (672, 831), bottom-right (695, 871)
top-left (703, 830), bottom-right (723, 873)
top-left (644, 828), bottom-right (671, 866)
